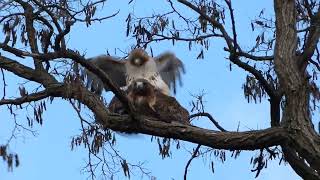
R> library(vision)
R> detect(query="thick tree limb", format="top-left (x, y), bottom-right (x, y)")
top-left (274, 0), bottom-right (300, 88)
top-left (274, 0), bottom-right (320, 177)
top-left (14, 0), bottom-right (44, 70)
top-left (282, 146), bottom-right (320, 180)
top-left (101, 116), bottom-right (288, 150)
top-left (0, 64), bottom-right (287, 152)
top-left (0, 55), bottom-right (57, 86)
top-left (56, 50), bottom-right (133, 113)
top-left (0, 45), bottom-right (131, 113)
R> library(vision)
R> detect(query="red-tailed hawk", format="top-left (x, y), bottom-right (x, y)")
top-left (85, 48), bottom-right (185, 96)
top-left (108, 79), bottom-right (190, 125)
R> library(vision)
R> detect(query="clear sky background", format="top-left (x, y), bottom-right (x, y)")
top-left (1, 0), bottom-right (302, 180)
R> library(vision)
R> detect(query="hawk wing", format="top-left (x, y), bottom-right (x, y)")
top-left (155, 52), bottom-right (185, 94)
top-left (85, 55), bottom-right (126, 95)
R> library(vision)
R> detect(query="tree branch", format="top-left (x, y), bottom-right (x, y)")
top-left (282, 146), bottom-right (320, 180)
top-left (55, 50), bottom-right (133, 113)
top-left (225, 0), bottom-right (238, 52)
top-left (54, 20), bottom-right (74, 51)
top-left (101, 116), bottom-right (288, 150)
top-left (189, 112), bottom-right (226, 132)
top-left (152, 33), bottom-right (224, 42)
top-left (177, 0), bottom-right (276, 98)
top-left (0, 55), bottom-right (57, 86)
top-left (299, 9), bottom-right (320, 64)
top-left (224, 48), bottom-right (274, 61)
top-left (184, 112), bottom-right (227, 180)
top-left (0, 47), bottom-right (130, 113)
top-left (177, 0), bottom-right (234, 49)
top-left (183, 144), bottom-right (201, 180)
top-left (229, 54), bottom-right (276, 97)
top-left (0, 89), bottom-right (51, 105)
top-left (14, 0), bottom-right (44, 70)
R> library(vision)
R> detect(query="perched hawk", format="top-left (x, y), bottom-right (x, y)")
top-left (108, 79), bottom-right (190, 125)
top-left (85, 48), bottom-right (185, 96)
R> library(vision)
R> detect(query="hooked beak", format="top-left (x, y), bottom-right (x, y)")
top-left (135, 81), bottom-right (144, 89)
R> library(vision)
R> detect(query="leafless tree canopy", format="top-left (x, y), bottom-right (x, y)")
top-left (0, 0), bottom-right (319, 179)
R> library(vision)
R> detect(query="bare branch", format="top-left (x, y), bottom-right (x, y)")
top-left (14, 0), bottom-right (44, 70)
top-left (177, 0), bottom-right (233, 49)
top-left (177, 0), bottom-right (276, 98)
top-left (282, 146), bottom-right (320, 180)
top-left (225, 0), bottom-right (238, 52)
top-left (299, 9), bottom-right (320, 64)
top-left (152, 33), bottom-right (223, 42)
top-left (228, 53), bottom-right (276, 98)
top-left (189, 112), bottom-right (226, 132)
top-left (309, 58), bottom-right (320, 71)
top-left (0, 55), bottom-right (57, 86)
top-left (54, 20), bottom-right (74, 51)
top-left (183, 144), bottom-right (201, 180)
top-left (1, 68), bottom-right (6, 98)
top-left (184, 112), bottom-right (227, 180)
top-left (54, 49), bottom-right (133, 113)
top-left (0, 89), bottom-right (51, 105)
top-left (224, 48), bottom-right (274, 61)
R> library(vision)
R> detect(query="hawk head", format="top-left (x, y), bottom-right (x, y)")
top-left (128, 48), bottom-right (149, 67)
top-left (128, 79), bottom-right (155, 98)
top-left (127, 79), bottom-right (156, 111)
top-left (108, 78), bottom-right (189, 124)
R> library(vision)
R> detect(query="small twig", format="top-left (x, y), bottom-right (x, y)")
top-left (177, 0), bottom-right (276, 98)
top-left (1, 68), bottom-right (6, 99)
top-left (183, 144), bottom-right (201, 180)
top-left (54, 20), bottom-right (75, 51)
top-left (189, 112), bottom-right (227, 132)
top-left (152, 33), bottom-right (223, 42)
top-left (224, 48), bottom-right (274, 61)
top-left (0, 86), bottom-right (60, 105)
top-left (309, 59), bottom-right (320, 71)
top-left (184, 112), bottom-right (228, 179)
top-left (69, 100), bottom-right (96, 180)
top-left (225, 0), bottom-right (238, 53)
top-left (74, 10), bottom-right (120, 23)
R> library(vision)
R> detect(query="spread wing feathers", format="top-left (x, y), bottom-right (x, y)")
top-left (85, 55), bottom-right (126, 94)
top-left (155, 52), bottom-right (185, 94)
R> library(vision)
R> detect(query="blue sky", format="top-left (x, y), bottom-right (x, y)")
top-left (1, 0), bottom-right (301, 179)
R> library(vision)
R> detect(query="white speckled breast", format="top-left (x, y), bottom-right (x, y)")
top-left (124, 58), bottom-right (170, 95)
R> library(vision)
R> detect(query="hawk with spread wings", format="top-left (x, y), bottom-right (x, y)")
top-left (85, 48), bottom-right (185, 96)
top-left (108, 79), bottom-right (190, 125)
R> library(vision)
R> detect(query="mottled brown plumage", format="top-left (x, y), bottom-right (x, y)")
top-left (108, 79), bottom-right (190, 124)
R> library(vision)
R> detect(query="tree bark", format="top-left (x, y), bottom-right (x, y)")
top-left (274, 0), bottom-right (320, 178)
